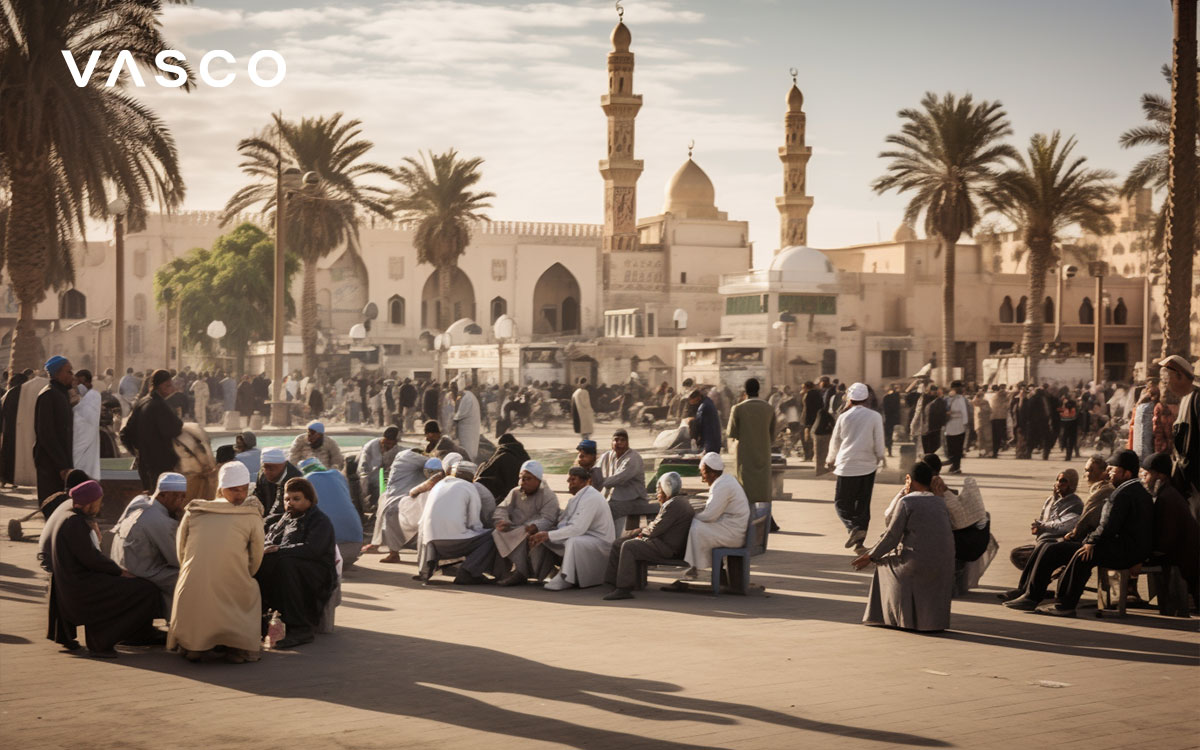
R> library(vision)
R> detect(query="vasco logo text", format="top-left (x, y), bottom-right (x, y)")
top-left (62, 49), bottom-right (286, 88)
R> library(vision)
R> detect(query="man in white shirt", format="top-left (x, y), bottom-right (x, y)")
top-left (529, 466), bottom-right (614, 590)
top-left (943, 380), bottom-right (970, 474)
top-left (826, 382), bottom-right (886, 554)
top-left (416, 471), bottom-right (497, 585)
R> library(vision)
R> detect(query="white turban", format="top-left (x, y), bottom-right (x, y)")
top-left (519, 460), bottom-right (544, 480)
top-left (218, 461), bottom-right (251, 489)
top-left (848, 382), bottom-right (869, 402)
top-left (700, 452), bottom-right (724, 472)
top-left (455, 461), bottom-right (478, 477)
top-left (441, 452), bottom-right (463, 474)
top-left (156, 472), bottom-right (188, 492)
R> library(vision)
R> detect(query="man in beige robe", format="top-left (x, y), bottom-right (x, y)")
top-left (492, 460), bottom-right (561, 586)
top-left (168, 461), bottom-right (264, 663)
top-left (571, 378), bottom-right (594, 440)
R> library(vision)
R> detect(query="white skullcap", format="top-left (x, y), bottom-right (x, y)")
top-left (441, 452), bottom-right (463, 473)
top-left (261, 447), bottom-right (286, 464)
top-left (657, 471), bottom-right (682, 497)
top-left (700, 452), bottom-right (724, 471)
top-left (519, 460), bottom-right (544, 480)
top-left (218, 461), bottom-right (251, 489)
top-left (848, 382), bottom-right (869, 402)
top-left (455, 461), bottom-right (478, 476)
top-left (156, 472), bottom-right (188, 492)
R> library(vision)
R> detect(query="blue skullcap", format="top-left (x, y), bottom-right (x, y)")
top-left (155, 472), bottom-right (188, 492)
top-left (424, 457), bottom-right (443, 472)
top-left (45, 355), bottom-right (69, 377)
top-left (577, 439), bottom-right (597, 454)
top-left (306, 421), bottom-right (325, 434)
top-left (298, 457), bottom-right (325, 474)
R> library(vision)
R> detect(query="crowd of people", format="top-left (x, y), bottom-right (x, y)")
top-left (8, 347), bottom-right (1199, 661)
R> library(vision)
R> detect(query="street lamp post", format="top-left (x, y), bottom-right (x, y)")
top-left (64, 318), bottom-right (112, 374)
top-left (493, 314), bottom-right (516, 385)
top-left (1054, 262), bottom-right (1077, 343)
top-left (108, 198), bottom-right (128, 379)
top-left (1089, 261), bottom-right (1108, 383)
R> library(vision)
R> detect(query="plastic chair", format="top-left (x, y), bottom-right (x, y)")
top-left (710, 504), bottom-right (770, 596)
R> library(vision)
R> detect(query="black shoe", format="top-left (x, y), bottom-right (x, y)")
top-left (276, 631), bottom-right (315, 649)
top-left (997, 588), bottom-right (1024, 602)
top-left (59, 639), bottom-right (82, 652)
top-left (453, 571), bottom-right (488, 585)
top-left (603, 588), bottom-right (634, 601)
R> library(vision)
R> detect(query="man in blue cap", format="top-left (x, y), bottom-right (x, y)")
top-left (34, 355), bottom-right (75, 503)
top-left (574, 439), bottom-right (602, 487)
top-left (287, 420), bottom-right (344, 471)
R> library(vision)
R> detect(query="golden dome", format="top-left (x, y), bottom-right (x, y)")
top-left (611, 21), bottom-right (631, 52)
top-left (664, 158), bottom-right (717, 218)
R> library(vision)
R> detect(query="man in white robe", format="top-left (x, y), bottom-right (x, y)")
top-left (111, 472), bottom-right (188, 614)
top-left (416, 470), bottom-right (496, 584)
top-left (493, 460), bottom-right (561, 585)
top-left (369, 455), bottom-right (443, 563)
top-left (451, 385), bottom-right (481, 462)
top-left (71, 370), bottom-right (102, 481)
top-left (530, 466), bottom-right (614, 590)
top-left (191, 377), bottom-right (210, 425)
top-left (571, 378), bottom-right (594, 440)
top-left (680, 453), bottom-right (750, 578)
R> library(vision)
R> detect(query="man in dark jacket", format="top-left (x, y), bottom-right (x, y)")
top-left (255, 448), bottom-right (304, 517)
top-left (34, 356), bottom-right (76, 503)
top-left (119, 369), bottom-right (183, 491)
top-left (1158, 355), bottom-right (1199, 517)
top-left (881, 384), bottom-right (902, 457)
top-left (399, 378), bottom-right (418, 433)
top-left (689, 389), bottom-right (722, 454)
top-left (801, 381), bottom-right (824, 461)
top-left (1038, 449), bottom-right (1154, 617)
top-left (257, 476), bottom-right (337, 649)
top-left (1141, 451), bottom-right (1199, 604)
top-left (603, 471), bottom-right (696, 600)
top-left (0, 371), bottom-right (29, 487)
top-left (917, 386), bottom-right (947, 454)
top-left (423, 381), bottom-right (441, 422)
top-left (474, 433), bottom-right (530, 501)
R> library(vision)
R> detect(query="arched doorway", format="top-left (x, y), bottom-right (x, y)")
top-left (422, 267), bottom-right (476, 330)
top-left (532, 263), bottom-right (581, 335)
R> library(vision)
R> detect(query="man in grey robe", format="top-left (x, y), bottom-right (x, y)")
top-left (596, 429), bottom-right (648, 533)
top-left (853, 460), bottom-right (954, 632)
top-left (492, 460), bottom-right (561, 586)
top-left (451, 384), bottom-right (482, 462)
top-left (358, 426), bottom-right (401, 514)
top-left (110, 472), bottom-right (189, 614)
top-left (603, 471), bottom-right (695, 600)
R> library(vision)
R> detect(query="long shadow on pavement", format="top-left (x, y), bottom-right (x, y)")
top-left (117, 627), bottom-right (951, 749)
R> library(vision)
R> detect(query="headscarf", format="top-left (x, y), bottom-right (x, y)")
top-left (657, 471), bottom-right (682, 498)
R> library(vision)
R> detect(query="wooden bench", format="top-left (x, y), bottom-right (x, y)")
top-left (1096, 567), bottom-right (1130, 617)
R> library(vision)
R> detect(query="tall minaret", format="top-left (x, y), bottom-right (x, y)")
top-left (599, 5), bottom-right (643, 252)
top-left (776, 69), bottom-right (814, 251)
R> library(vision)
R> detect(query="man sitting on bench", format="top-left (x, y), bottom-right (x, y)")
top-left (665, 452), bottom-right (750, 591)
top-left (603, 471), bottom-right (695, 601)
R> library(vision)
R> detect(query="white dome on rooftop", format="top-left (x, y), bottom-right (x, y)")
top-left (769, 245), bottom-right (837, 282)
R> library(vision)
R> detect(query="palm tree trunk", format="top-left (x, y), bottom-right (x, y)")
top-left (4, 169), bottom-right (51, 374)
top-left (301, 259), bottom-right (318, 374)
top-left (940, 233), bottom-right (957, 385)
top-left (438, 264), bottom-right (452, 330)
top-left (1023, 241), bottom-right (1051, 384)
top-left (1163, 0), bottom-right (1198, 358)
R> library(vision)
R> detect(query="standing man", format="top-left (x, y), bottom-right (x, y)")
top-left (119, 370), bottom-right (183, 491)
top-left (571, 377), bottom-right (595, 442)
top-left (71, 369), bottom-right (102, 481)
top-left (881, 384), bottom-right (902, 458)
top-left (452, 383), bottom-right (481, 462)
top-left (34, 356), bottom-right (75, 504)
top-left (117, 367), bottom-right (140, 419)
top-left (726, 377), bottom-right (776, 510)
top-left (989, 386), bottom-right (1010, 457)
top-left (1158, 355), bottom-right (1199, 519)
top-left (943, 381), bottom-right (970, 474)
top-left (191, 374), bottom-right (210, 426)
top-left (801, 380), bottom-right (824, 462)
top-left (912, 384), bottom-right (946, 455)
top-left (826, 382), bottom-right (886, 554)
top-left (399, 378), bottom-right (418, 434)
top-left (689, 388), bottom-right (722, 455)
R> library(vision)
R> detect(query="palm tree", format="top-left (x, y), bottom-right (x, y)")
top-left (1162, 0), bottom-right (1197, 358)
top-left (222, 113), bottom-right (394, 374)
top-left (0, 0), bottom-right (190, 372)
top-left (392, 150), bottom-right (494, 331)
top-left (872, 92), bottom-right (1018, 384)
top-left (990, 132), bottom-right (1116, 383)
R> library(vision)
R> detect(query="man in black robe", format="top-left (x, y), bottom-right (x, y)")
top-left (474, 433), bottom-right (530, 501)
top-left (120, 369), bottom-right (183, 490)
top-left (255, 448), bottom-right (303, 517)
top-left (34, 356), bottom-right (75, 503)
top-left (47, 480), bottom-right (162, 657)
top-left (257, 477), bottom-right (337, 648)
top-left (0, 371), bottom-right (28, 486)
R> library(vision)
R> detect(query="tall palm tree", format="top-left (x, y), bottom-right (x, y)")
top-left (392, 150), bottom-right (494, 331)
top-left (1162, 0), bottom-right (1197, 358)
top-left (872, 92), bottom-right (1017, 384)
top-left (222, 113), bottom-right (394, 374)
top-left (0, 0), bottom-right (190, 372)
top-left (990, 132), bottom-right (1116, 383)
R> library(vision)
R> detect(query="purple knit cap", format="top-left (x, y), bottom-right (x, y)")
top-left (69, 480), bottom-right (103, 507)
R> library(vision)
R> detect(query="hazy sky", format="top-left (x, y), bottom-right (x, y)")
top-left (125, 0), bottom-right (1170, 268)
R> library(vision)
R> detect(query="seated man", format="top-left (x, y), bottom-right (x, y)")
top-left (365, 450), bottom-right (435, 561)
top-left (452, 459), bottom-right (496, 528)
top-left (234, 431), bottom-right (261, 478)
top-left (423, 420), bottom-right (464, 458)
top-left (474, 433), bottom-right (530, 502)
top-left (298, 458), bottom-right (364, 567)
top-left (596, 429), bottom-right (648, 533)
top-left (168, 461), bottom-right (265, 663)
top-left (1037, 449), bottom-right (1155, 617)
top-left (47, 480), bottom-right (162, 657)
top-left (416, 466), bottom-right (497, 584)
top-left (358, 426), bottom-right (401, 514)
top-left (604, 471), bottom-right (695, 601)
top-left (257, 477), bottom-right (337, 649)
top-left (1140, 452), bottom-right (1199, 604)
top-left (667, 453), bottom-right (749, 588)
top-left (38, 469), bottom-right (92, 574)
top-left (492, 460), bottom-right (561, 586)
top-left (574, 439), bottom-right (603, 487)
top-left (853, 460), bottom-right (955, 632)
top-left (255, 447), bottom-right (302, 517)
top-left (111, 472), bottom-right (189, 615)
top-left (287, 421), bottom-right (344, 471)
top-left (1009, 468), bottom-right (1083, 571)
top-left (530, 466), bottom-right (614, 590)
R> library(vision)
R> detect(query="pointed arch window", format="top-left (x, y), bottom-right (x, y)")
top-left (1016, 296), bottom-right (1027, 324)
top-left (999, 296), bottom-right (1014, 323)
top-left (388, 295), bottom-right (406, 326)
top-left (1043, 296), bottom-right (1054, 324)
top-left (1113, 298), bottom-right (1127, 325)
top-left (1079, 297), bottom-right (1094, 325)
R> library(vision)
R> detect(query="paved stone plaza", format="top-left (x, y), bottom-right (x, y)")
top-left (1, 426), bottom-right (1197, 749)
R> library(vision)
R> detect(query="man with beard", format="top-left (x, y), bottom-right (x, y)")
top-left (34, 356), bottom-right (75, 503)
top-left (119, 369), bottom-right (183, 491)
top-left (111, 472), bottom-right (189, 614)
top-left (287, 420), bottom-right (344, 470)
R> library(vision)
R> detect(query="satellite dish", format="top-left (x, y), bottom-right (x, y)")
top-left (362, 302), bottom-right (379, 321)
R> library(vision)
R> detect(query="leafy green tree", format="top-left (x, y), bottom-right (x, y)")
top-left (222, 113), bottom-right (393, 374)
top-left (990, 132), bottom-right (1115, 383)
top-left (872, 92), bottom-right (1017, 384)
top-left (392, 149), bottom-right (494, 330)
top-left (0, 0), bottom-right (190, 372)
top-left (155, 223), bottom-right (298, 376)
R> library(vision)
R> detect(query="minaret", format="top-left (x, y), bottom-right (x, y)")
top-left (776, 69), bottom-right (813, 251)
top-left (599, 6), bottom-right (643, 252)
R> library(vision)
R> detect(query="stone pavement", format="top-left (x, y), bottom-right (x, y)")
top-left (1, 426), bottom-right (1197, 750)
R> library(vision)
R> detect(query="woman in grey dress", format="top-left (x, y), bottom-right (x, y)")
top-left (853, 460), bottom-right (955, 632)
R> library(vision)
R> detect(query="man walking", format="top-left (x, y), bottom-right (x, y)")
top-left (881, 384), bottom-right (902, 458)
top-left (944, 381), bottom-right (970, 474)
top-left (727, 378), bottom-right (777, 527)
top-left (826, 382), bottom-right (886, 554)
top-left (119, 370), bottom-right (183, 491)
